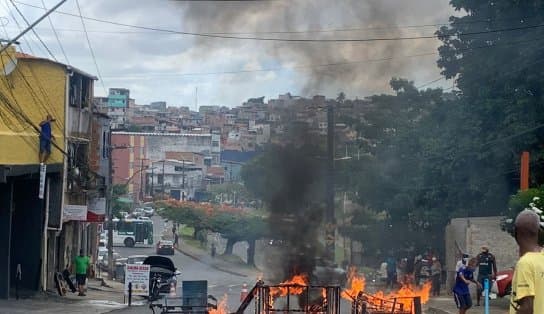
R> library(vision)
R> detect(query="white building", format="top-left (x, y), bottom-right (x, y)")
top-left (147, 159), bottom-right (203, 200)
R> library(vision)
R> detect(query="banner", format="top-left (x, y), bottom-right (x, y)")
top-left (63, 205), bottom-right (88, 221)
top-left (124, 264), bottom-right (150, 297)
top-left (87, 197), bottom-right (106, 222)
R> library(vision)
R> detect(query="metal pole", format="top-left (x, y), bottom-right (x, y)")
top-left (139, 158), bottom-right (144, 202)
top-left (325, 102), bottom-right (335, 262)
top-left (151, 167), bottom-right (154, 198)
top-left (182, 159), bottom-right (185, 201)
top-left (107, 139), bottom-right (114, 280)
top-left (0, 0), bottom-right (67, 54)
top-left (162, 160), bottom-right (165, 197)
top-left (484, 278), bottom-right (489, 314)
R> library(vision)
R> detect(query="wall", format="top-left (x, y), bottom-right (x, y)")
top-left (145, 133), bottom-right (212, 160)
top-left (111, 133), bottom-right (146, 201)
top-left (444, 216), bottom-right (518, 288)
top-left (0, 51), bottom-right (66, 165)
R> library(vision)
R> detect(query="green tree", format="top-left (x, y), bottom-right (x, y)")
top-left (111, 184), bottom-right (130, 218)
top-left (503, 188), bottom-right (544, 245)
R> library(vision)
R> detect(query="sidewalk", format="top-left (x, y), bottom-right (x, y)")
top-left (425, 295), bottom-right (509, 314)
top-left (0, 277), bottom-right (129, 314)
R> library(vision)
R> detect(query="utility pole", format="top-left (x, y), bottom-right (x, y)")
top-left (139, 158), bottom-right (144, 202)
top-left (182, 159), bottom-right (185, 201)
top-left (106, 137), bottom-right (114, 280)
top-left (325, 102), bottom-right (335, 262)
top-left (162, 160), bottom-right (165, 197)
top-left (151, 166), bottom-right (154, 198)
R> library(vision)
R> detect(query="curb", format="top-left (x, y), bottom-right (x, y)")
top-left (175, 246), bottom-right (249, 278)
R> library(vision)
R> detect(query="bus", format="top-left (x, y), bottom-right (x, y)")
top-left (109, 218), bottom-right (154, 247)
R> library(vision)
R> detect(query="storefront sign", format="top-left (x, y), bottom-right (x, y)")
top-left (63, 205), bottom-right (88, 221)
top-left (124, 264), bottom-right (150, 296)
top-left (87, 197), bottom-right (106, 222)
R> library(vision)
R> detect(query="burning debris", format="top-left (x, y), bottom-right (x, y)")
top-left (234, 269), bottom-right (427, 314)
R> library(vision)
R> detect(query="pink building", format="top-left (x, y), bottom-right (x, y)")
top-left (111, 132), bottom-right (148, 201)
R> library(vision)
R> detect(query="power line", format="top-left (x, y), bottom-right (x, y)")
top-left (9, 0), bottom-right (56, 61)
top-left (13, 0), bottom-right (544, 43)
top-left (40, 0), bottom-right (69, 64)
top-left (3, 0), bottom-right (35, 54)
top-left (14, 0), bottom-right (544, 36)
top-left (74, 0), bottom-right (106, 94)
top-left (416, 77), bottom-right (444, 89)
top-left (100, 35), bottom-right (544, 79)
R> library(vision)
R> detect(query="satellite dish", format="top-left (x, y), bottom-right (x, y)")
top-left (0, 45), bottom-right (17, 75)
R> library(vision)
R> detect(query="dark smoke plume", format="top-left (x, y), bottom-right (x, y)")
top-left (174, 0), bottom-right (450, 96)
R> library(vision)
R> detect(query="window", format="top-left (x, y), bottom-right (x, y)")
top-left (157, 174), bottom-right (164, 184)
top-left (212, 141), bottom-right (219, 147)
top-left (102, 131), bottom-right (108, 159)
top-left (174, 166), bottom-right (183, 172)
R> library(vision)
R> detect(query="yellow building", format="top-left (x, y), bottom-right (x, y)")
top-left (0, 46), bottom-right (97, 298)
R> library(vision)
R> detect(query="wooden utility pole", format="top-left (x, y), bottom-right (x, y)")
top-left (521, 151), bottom-right (530, 191)
top-left (325, 102), bottom-right (336, 262)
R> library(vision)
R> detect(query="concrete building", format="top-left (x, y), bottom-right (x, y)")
top-left (111, 132), bottom-right (147, 202)
top-left (0, 47), bottom-right (101, 298)
top-left (147, 159), bottom-right (203, 200)
top-left (107, 88), bottom-right (130, 129)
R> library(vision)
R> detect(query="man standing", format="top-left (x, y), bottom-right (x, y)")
top-left (453, 258), bottom-right (481, 314)
top-left (476, 245), bottom-right (497, 306)
top-left (72, 249), bottom-right (90, 296)
top-left (509, 210), bottom-right (544, 314)
top-left (38, 114), bottom-right (55, 164)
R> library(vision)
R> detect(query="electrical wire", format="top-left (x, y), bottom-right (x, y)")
top-left (416, 77), bottom-right (444, 89)
top-left (40, 0), bottom-right (69, 65)
top-left (9, 0), bottom-right (56, 61)
top-left (3, 0), bottom-right (35, 54)
top-left (12, 0), bottom-right (544, 43)
top-left (13, 0), bottom-right (544, 36)
top-left (74, 0), bottom-right (106, 94)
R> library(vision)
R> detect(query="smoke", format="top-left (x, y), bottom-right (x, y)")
top-left (253, 127), bottom-right (325, 281)
top-left (174, 0), bottom-right (450, 96)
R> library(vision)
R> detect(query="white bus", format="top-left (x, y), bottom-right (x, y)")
top-left (109, 218), bottom-right (154, 247)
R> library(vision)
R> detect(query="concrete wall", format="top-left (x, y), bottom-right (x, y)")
top-left (146, 134), bottom-right (212, 160)
top-left (445, 216), bottom-right (518, 288)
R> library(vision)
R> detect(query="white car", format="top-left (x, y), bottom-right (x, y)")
top-left (143, 207), bottom-right (154, 217)
top-left (127, 255), bottom-right (148, 265)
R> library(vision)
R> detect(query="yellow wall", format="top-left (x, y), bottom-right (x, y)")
top-left (0, 50), bottom-right (66, 165)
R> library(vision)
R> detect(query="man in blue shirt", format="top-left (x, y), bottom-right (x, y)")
top-left (453, 258), bottom-right (482, 314)
top-left (39, 114), bottom-right (55, 164)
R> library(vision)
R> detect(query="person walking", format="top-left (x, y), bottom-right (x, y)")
top-left (38, 114), bottom-right (55, 164)
top-left (72, 249), bottom-right (90, 296)
top-left (452, 258), bottom-right (481, 314)
top-left (386, 255), bottom-right (397, 289)
top-left (174, 232), bottom-right (179, 248)
top-left (475, 245), bottom-right (497, 306)
top-left (509, 209), bottom-right (544, 314)
top-left (431, 257), bottom-right (442, 296)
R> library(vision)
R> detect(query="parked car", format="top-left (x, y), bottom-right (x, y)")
top-left (491, 269), bottom-right (513, 297)
top-left (127, 255), bottom-right (148, 265)
top-left (131, 208), bottom-right (145, 218)
top-left (100, 251), bottom-right (122, 270)
top-left (143, 255), bottom-right (179, 298)
top-left (143, 207), bottom-right (154, 217)
top-left (156, 240), bottom-right (175, 255)
top-left (97, 247), bottom-right (108, 264)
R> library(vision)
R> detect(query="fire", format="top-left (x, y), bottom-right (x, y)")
top-left (341, 268), bottom-right (431, 314)
top-left (269, 274), bottom-right (309, 298)
top-left (209, 294), bottom-right (229, 314)
top-left (341, 267), bottom-right (366, 300)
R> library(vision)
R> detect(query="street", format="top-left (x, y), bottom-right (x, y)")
top-left (110, 215), bottom-right (253, 314)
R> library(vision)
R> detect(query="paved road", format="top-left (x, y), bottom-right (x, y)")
top-left (110, 215), bottom-right (252, 314)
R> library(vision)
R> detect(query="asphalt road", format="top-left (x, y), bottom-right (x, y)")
top-left (109, 215), bottom-right (252, 314)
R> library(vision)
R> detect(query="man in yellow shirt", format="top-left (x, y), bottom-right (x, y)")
top-left (510, 210), bottom-right (544, 314)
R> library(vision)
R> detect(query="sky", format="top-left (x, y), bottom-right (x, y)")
top-left (0, 0), bottom-right (456, 108)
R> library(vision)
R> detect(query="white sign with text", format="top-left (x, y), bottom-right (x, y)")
top-left (124, 264), bottom-right (150, 296)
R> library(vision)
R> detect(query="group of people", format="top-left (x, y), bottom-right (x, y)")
top-left (379, 252), bottom-right (443, 296)
top-left (452, 210), bottom-right (543, 314)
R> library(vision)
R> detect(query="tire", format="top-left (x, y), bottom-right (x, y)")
top-left (124, 237), bottom-right (135, 248)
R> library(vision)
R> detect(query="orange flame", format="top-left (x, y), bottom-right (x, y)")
top-left (269, 274), bottom-right (309, 298)
top-left (341, 268), bottom-right (431, 314)
top-left (341, 267), bottom-right (366, 300)
top-left (209, 294), bottom-right (229, 314)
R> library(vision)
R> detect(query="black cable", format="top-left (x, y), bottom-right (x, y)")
top-left (74, 0), bottom-right (106, 94)
top-left (12, 0), bottom-right (544, 43)
top-left (9, 0), bottom-right (56, 61)
top-left (40, 0), bottom-right (69, 65)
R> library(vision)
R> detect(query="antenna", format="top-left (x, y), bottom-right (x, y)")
top-left (194, 87), bottom-right (198, 112)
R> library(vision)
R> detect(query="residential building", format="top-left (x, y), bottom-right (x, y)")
top-left (147, 159), bottom-right (203, 200)
top-left (111, 132), bottom-right (147, 202)
top-left (0, 47), bottom-right (100, 298)
top-left (107, 88), bottom-right (130, 129)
